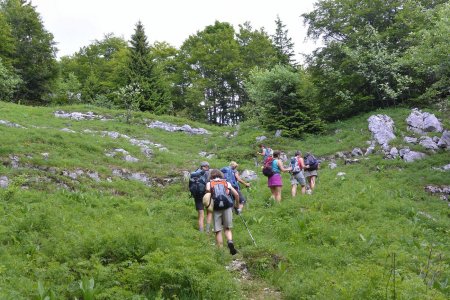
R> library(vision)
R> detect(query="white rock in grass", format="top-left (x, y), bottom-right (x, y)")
top-left (419, 136), bottom-right (439, 150)
top-left (404, 136), bottom-right (418, 144)
top-left (241, 170), bottom-right (257, 181)
top-left (437, 131), bottom-right (450, 149)
top-left (124, 155), bottom-right (139, 162)
top-left (0, 176), bottom-right (9, 188)
top-left (403, 151), bottom-right (426, 162)
top-left (367, 114), bottom-right (396, 146)
top-left (61, 128), bottom-right (76, 133)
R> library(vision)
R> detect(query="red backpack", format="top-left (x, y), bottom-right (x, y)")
top-left (262, 156), bottom-right (274, 177)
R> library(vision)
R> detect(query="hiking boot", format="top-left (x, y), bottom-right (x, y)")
top-left (227, 241), bottom-right (238, 255)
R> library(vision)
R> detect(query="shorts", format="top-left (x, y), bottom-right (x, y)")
top-left (232, 189), bottom-right (246, 204)
top-left (214, 207), bottom-right (233, 232)
top-left (194, 196), bottom-right (204, 211)
top-left (304, 170), bottom-right (318, 178)
top-left (290, 171), bottom-right (306, 186)
top-left (268, 173), bottom-right (282, 187)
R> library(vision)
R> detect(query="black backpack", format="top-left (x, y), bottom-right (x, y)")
top-left (304, 154), bottom-right (318, 171)
top-left (189, 170), bottom-right (207, 198)
top-left (210, 179), bottom-right (233, 210)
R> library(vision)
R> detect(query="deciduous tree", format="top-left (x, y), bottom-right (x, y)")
top-left (1, 0), bottom-right (57, 103)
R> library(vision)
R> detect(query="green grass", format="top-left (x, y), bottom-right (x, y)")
top-left (0, 101), bottom-right (449, 299)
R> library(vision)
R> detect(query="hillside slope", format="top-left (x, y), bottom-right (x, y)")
top-left (0, 102), bottom-right (449, 299)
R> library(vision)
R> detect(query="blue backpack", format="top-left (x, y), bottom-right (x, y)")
top-left (290, 157), bottom-right (301, 174)
top-left (221, 167), bottom-right (238, 190)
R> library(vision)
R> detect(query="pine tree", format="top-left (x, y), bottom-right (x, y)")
top-left (271, 15), bottom-right (296, 66)
top-left (127, 21), bottom-right (170, 114)
top-left (129, 20), bottom-right (151, 78)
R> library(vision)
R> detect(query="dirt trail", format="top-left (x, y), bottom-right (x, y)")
top-left (227, 259), bottom-right (282, 300)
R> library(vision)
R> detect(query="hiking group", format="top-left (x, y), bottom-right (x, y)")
top-left (258, 144), bottom-right (320, 200)
top-left (188, 144), bottom-right (319, 255)
top-left (189, 160), bottom-right (250, 255)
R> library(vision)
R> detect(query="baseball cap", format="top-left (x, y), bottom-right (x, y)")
top-left (200, 161), bottom-right (210, 167)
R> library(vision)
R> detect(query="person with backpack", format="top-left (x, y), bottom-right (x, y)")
top-left (268, 150), bottom-right (292, 203)
top-left (257, 144), bottom-right (272, 165)
top-left (221, 161), bottom-right (250, 214)
top-left (290, 150), bottom-right (306, 197)
top-left (205, 169), bottom-right (240, 255)
top-left (304, 152), bottom-right (320, 194)
top-left (189, 161), bottom-right (212, 232)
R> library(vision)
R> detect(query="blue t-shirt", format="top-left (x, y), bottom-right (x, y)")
top-left (272, 159), bottom-right (280, 174)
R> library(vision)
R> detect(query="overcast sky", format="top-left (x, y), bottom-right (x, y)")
top-left (32, 0), bottom-right (322, 63)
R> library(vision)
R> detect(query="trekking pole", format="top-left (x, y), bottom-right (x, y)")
top-left (238, 213), bottom-right (257, 246)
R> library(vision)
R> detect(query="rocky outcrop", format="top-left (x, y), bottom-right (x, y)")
top-left (401, 149), bottom-right (426, 162)
top-left (351, 148), bottom-right (363, 157)
top-left (425, 185), bottom-right (450, 202)
top-left (105, 149), bottom-right (139, 162)
top-left (419, 136), bottom-right (439, 150)
top-left (147, 121), bottom-right (209, 135)
top-left (198, 151), bottom-right (215, 159)
top-left (433, 164), bottom-right (450, 172)
top-left (0, 120), bottom-right (25, 128)
top-left (367, 115), bottom-right (396, 147)
top-left (406, 108), bottom-right (443, 134)
top-left (54, 111), bottom-right (111, 121)
top-left (437, 131), bottom-right (450, 149)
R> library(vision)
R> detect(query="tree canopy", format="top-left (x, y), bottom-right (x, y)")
top-left (0, 1), bottom-right (447, 131)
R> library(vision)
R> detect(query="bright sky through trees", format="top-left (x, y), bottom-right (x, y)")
top-left (33, 0), bottom-right (321, 62)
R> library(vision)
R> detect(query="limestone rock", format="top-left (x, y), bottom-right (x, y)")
top-left (368, 114), bottom-right (396, 146)
top-left (0, 176), bottom-right (9, 188)
top-left (240, 170), bottom-right (257, 181)
top-left (437, 131), bottom-right (450, 149)
top-left (406, 108), bottom-right (442, 134)
top-left (419, 136), bottom-right (438, 150)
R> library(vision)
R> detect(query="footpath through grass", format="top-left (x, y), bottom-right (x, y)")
top-left (0, 102), bottom-right (449, 299)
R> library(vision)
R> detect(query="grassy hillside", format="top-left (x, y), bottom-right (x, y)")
top-left (0, 101), bottom-right (449, 299)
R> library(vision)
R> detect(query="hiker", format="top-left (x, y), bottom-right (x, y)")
top-left (257, 144), bottom-right (272, 164)
top-left (205, 169), bottom-right (240, 255)
top-left (268, 150), bottom-right (292, 202)
top-left (290, 150), bottom-right (306, 197)
top-left (221, 161), bottom-right (250, 213)
top-left (189, 161), bottom-right (212, 232)
top-left (304, 152), bottom-right (320, 194)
